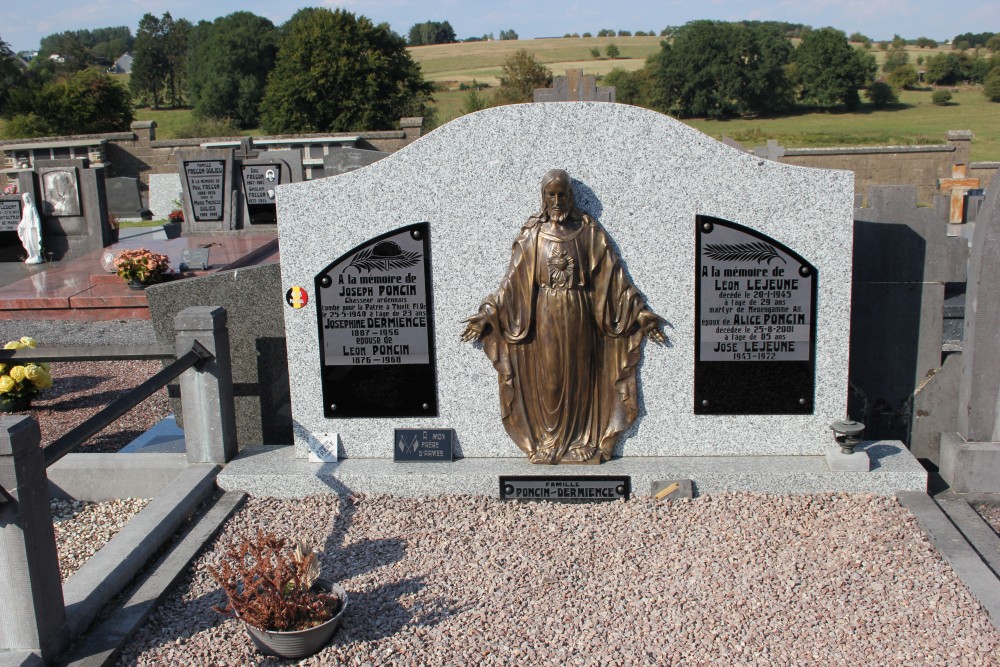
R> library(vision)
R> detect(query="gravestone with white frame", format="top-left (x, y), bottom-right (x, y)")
top-left (176, 148), bottom-right (235, 232)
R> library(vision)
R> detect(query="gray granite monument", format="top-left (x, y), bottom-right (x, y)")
top-left (218, 103), bottom-right (927, 497)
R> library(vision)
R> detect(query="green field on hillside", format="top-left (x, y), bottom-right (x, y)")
top-left (410, 38), bottom-right (1000, 161)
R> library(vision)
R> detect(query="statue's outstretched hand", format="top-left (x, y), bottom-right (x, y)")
top-left (638, 310), bottom-right (666, 345)
top-left (460, 312), bottom-right (488, 342)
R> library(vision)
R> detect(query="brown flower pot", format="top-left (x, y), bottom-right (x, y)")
top-left (242, 580), bottom-right (347, 659)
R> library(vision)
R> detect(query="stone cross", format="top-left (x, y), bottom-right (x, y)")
top-left (235, 137), bottom-right (259, 161)
top-left (752, 140), bottom-right (785, 161)
top-left (533, 69), bottom-right (615, 103)
top-left (937, 164), bottom-right (980, 224)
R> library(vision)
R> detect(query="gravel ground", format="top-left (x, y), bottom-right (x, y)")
top-left (51, 498), bottom-right (150, 582)
top-left (117, 493), bottom-right (1000, 666)
top-left (976, 504), bottom-right (1000, 537)
top-left (0, 320), bottom-right (171, 452)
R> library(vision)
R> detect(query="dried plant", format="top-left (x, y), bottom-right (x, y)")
top-left (208, 531), bottom-right (340, 632)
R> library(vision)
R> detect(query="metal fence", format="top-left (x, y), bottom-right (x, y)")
top-left (0, 305), bottom-right (236, 661)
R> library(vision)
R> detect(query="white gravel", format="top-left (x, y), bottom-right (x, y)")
top-left (51, 498), bottom-right (151, 582)
top-left (117, 493), bottom-right (1000, 666)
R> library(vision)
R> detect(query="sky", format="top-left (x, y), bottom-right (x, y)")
top-left (5, 0), bottom-right (998, 54)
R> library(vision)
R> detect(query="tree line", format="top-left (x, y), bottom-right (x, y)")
top-left (0, 8), bottom-right (435, 139)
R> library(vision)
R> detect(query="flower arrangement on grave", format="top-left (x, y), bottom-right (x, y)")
top-left (208, 531), bottom-right (346, 657)
top-left (114, 248), bottom-right (171, 286)
top-left (167, 209), bottom-right (184, 223)
top-left (2, 183), bottom-right (17, 196)
top-left (0, 337), bottom-right (53, 410)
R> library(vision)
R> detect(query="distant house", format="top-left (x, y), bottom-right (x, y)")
top-left (111, 53), bottom-right (133, 74)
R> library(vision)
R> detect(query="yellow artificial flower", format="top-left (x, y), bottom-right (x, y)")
top-left (19, 337), bottom-right (36, 348)
top-left (9, 366), bottom-right (25, 382)
top-left (3, 341), bottom-right (21, 350)
top-left (0, 363), bottom-right (7, 375)
top-left (28, 367), bottom-right (52, 389)
top-left (0, 376), bottom-right (15, 394)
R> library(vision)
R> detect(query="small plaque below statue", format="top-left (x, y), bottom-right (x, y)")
top-left (500, 476), bottom-right (630, 503)
top-left (394, 428), bottom-right (454, 462)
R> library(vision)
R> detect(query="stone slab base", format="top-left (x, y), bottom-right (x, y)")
top-left (218, 440), bottom-right (927, 498)
top-left (940, 432), bottom-right (1000, 493)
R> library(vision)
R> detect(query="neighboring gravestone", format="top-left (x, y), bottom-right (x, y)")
top-left (850, 186), bottom-right (967, 447)
top-left (176, 149), bottom-right (235, 232)
top-left (322, 148), bottom-right (389, 176)
top-left (940, 175), bottom-right (1000, 492)
top-left (105, 177), bottom-right (144, 218)
top-left (276, 103), bottom-right (859, 464)
top-left (533, 69), bottom-right (615, 103)
top-left (0, 195), bottom-right (23, 262)
top-left (146, 262), bottom-right (290, 447)
top-left (15, 159), bottom-right (113, 260)
top-left (148, 173), bottom-right (183, 219)
top-left (235, 141), bottom-right (303, 227)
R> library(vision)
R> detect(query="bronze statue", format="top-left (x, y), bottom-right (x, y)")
top-left (462, 169), bottom-right (665, 464)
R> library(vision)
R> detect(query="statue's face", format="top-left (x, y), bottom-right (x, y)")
top-left (543, 180), bottom-right (570, 218)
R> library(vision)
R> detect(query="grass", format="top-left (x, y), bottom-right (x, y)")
top-left (410, 38), bottom-right (1000, 161)
top-left (685, 87), bottom-right (1000, 161)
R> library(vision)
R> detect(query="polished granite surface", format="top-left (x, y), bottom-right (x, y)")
top-left (0, 234), bottom-right (278, 320)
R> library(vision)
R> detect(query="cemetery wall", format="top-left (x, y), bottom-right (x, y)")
top-left (777, 132), bottom-right (995, 204)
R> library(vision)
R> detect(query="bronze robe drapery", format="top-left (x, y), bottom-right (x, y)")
top-left (478, 213), bottom-right (648, 463)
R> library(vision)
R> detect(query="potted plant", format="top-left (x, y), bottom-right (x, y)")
top-left (113, 248), bottom-right (171, 288)
top-left (0, 337), bottom-right (53, 412)
top-left (208, 531), bottom-right (347, 659)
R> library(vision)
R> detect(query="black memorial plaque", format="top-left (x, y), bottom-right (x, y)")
top-left (499, 476), bottom-right (630, 503)
top-left (394, 428), bottom-right (454, 462)
top-left (0, 198), bottom-right (22, 232)
top-left (695, 215), bottom-right (817, 414)
top-left (183, 160), bottom-right (225, 222)
top-left (316, 222), bottom-right (437, 418)
top-left (180, 248), bottom-right (210, 271)
top-left (241, 163), bottom-right (281, 224)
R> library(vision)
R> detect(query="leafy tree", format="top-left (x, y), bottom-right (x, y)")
top-left (162, 15), bottom-right (191, 108)
top-left (891, 34), bottom-right (906, 48)
top-left (953, 32), bottom-right (996, 49)
top-left (617, 30), bottom-right (631, 37)
top-left (499, 29), bottom-right (518, 41)
top-left (490, 49), bottom-right (551, 106)
top-left (38, 27), bottom-right (133, 67)
top-left (460, 88), bottom-right (489, 114)
top-left (590, 47), bottom-right (601, 59)
top-left (925, 52), bottom-right (966, 85)
top-left (865, 81), bottom-right (897, 108)
top-left (603, 66), bottom-right (654, 106)
top-left (849, 32), bottom-right (869, 43)
top-left (931, 90), bottom-right (952, 105)
top-left (985, 68), bottom-right (1000, 102)
top-left (882, 46), bottom-right (908, 74)
top-left (794, 27), bottom-right (875, 110)
top-left (915, 37), bottom-right (938, 48)
top-left (408, 21), bottom-right (456, 46)
top-left (988, 36), bottom-right (1000, 52)
top-left (605, 43), bottom-right (620, 58)
top-left (130, 13), bottom-right (169, 108)
top-left (0, 35), bottom-right (26, 114)
top-left (582, 32), bottom-right (592, 38)
top-left (887, 64), bottom-right (918, 89)
top-left (598, 29), bottom-right (615, 37)
top-left (187, 12), bottom-right (277, 129)
top-left (260, 8), bottom-right (433, 134)
top-left (1, 68), bottom-right (132, 138)
top-left (649, 20), bottom-right (794, 118)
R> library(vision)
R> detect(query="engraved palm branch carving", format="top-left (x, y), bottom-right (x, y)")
top-left (703, 242), bottom-right (786, 265)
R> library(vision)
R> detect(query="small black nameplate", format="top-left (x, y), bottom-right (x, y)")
top-left (394, 428), bottom-right (454, 462)
top-left (179, 247), bottom-right (210, 271)
top-left (499, 476), bottom-right (630, 503)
